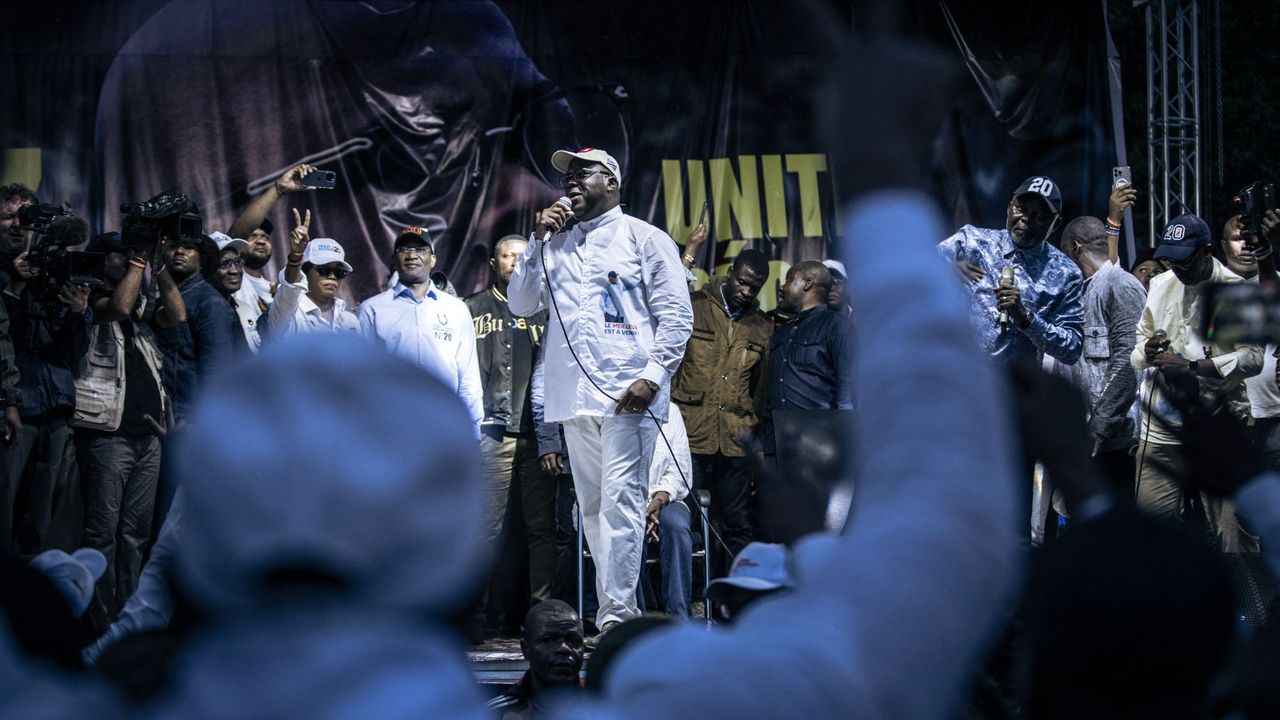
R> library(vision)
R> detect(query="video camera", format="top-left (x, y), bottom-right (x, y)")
top-left (16, 204), bottom-right (104, 306)
top-left (16, 203), bottom-right (68, 235)
top-left (120, 189), bottom-right (202, 251)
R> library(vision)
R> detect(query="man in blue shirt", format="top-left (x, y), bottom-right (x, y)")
top-left (939, 176), bottom-right (1084, 366)
top-left (154, 234), bottom-right (239, 425)
top-left (357, 227), bottom-right (483, 428)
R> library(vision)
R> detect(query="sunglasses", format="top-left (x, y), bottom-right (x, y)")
top-left (218, 257), bottom-right (244, 270)
top-left (394, 246), bottom-right (433, 258)
top-left (557, 168), bottom-right (609, 188)
top-left (312, 265), bottom-right (349, 280)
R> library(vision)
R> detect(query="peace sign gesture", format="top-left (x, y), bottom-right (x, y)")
top-left (290, 207), bottom-right (312, 256)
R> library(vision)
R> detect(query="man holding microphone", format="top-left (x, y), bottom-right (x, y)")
top-left (507, 148), bottom-right (692, 642)
top-left (1131, 214), bottom-right (1262, 551)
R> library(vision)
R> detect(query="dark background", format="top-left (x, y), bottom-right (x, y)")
top-left (4, 1), bottom-right (1266, 301)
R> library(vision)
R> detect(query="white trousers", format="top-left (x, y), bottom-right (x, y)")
top-left (562, 413), bottom-right (656, 626)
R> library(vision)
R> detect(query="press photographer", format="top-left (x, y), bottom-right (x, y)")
top-left (75, 222), bottom-right (184, 618)
top-left (137, 191), bottom-right (237, 425)
top-left (0, 193), bottom-right (94, 555)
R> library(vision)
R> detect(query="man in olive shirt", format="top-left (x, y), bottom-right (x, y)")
top-left (670, 249), bottom-right (772, 571)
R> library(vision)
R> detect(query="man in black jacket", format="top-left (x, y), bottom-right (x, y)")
top-left (464, 235), bottom-right (550, 636)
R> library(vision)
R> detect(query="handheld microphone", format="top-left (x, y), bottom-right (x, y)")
top-left (997, 265), bottom-right (1015, 327)
top-left (541, 196), bottom-right (574, 242)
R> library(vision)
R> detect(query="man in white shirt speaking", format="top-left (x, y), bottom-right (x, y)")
top-left (508, 148), bottom-right (693, 638)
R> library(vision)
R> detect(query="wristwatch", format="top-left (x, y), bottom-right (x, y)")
top-left (1189, 359), bottom-right (1200, 376)
top-left (641, 379), bottom-right (660, 394)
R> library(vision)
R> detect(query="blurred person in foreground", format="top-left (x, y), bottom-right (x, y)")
top-left (1131, 214), bottom-right (1262, 551)
top-left (1016, 368), bottom-right (1236, 720)
top-left (0, 35), bottom-right (1024, 720)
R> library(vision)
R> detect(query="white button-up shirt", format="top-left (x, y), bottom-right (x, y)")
top-left (649, 404), bottom-right (692, 502)
top-left (358, 283), bottom-right (483, 426)
top-left (507, 205), bottom-right (693, 423)
top-left (267, 282), bottom-right (360, 339)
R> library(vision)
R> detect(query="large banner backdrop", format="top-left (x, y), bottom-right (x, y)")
top-left (1, 0), bottom-right (1123, 307)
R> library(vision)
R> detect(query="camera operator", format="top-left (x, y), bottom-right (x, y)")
top-left (153, 233), bottom-right (238, 425)
top-left (0, 207), bottom-right (93, 555)
top-left (75, 231), bottom-right (183, 616)
top-left (1132, 214), bottom-right (1262, 551)
top-left (0, 186), bottom-right (29, 440)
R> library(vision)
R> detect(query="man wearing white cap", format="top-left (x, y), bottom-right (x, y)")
top-left (208, 232), bottom-right (262, 352)
top-left (823, 258), bottom-right (852, 316)
top-left (508, 147), bottom-right (693, 637)
top-left (266, 214), bottom-right (359, 338)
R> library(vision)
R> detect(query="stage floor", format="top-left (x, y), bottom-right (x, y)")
top-left (467, 638), bottom-right (530, 685)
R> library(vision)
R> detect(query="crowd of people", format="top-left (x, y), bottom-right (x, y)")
top-left (4, 37), bottom-right (1280, 719)
top-left (0, 143), bottom-right (854, 650)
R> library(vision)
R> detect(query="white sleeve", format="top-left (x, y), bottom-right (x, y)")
top-left (649, 406), bottom-right (691, 502)
top-left (638, 230), bottom-right (694, 387)
top-left (454, 303), bottom-right (484, 433)
top-left (507, 235), bottom-right (548, 317)
top-left (267, 281), bottom-right (305, 338)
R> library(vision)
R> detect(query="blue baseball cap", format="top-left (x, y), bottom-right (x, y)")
top-left (1153, 214), bottom-right (1212, 262)
top-left (1013, 175), bottom-right (1062, 215)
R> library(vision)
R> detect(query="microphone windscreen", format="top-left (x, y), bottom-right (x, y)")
top-left (48, 214), bottom-right (88, 248)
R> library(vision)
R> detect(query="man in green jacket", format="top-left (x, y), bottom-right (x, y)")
top-left (670, 249), bottom-right (772, 574)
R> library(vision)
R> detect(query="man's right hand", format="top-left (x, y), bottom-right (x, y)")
top-left (540, 452), bottom-right (564, 476)
top-left (289, 208), bottom-right (312, 255)
top-left (1144, 334), bottom-right (1171, 364)
top-left (684, 223), bottom-right (708, 255)
top-left (275, 163), bottom-right (319, 195)
top-left (12, 251), bottom-right (37, 281)
top-left (3, 406), bottom-right (21, 448)
top-left (1108, 184), bottom-right (1138, 226)
top-left (533, 201), bottom-right (573, 238)
top-left (953, 261), bottom-right (984, 284)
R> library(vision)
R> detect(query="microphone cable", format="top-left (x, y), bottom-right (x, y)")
top-left (536, 224), bottom-right (732, 559)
